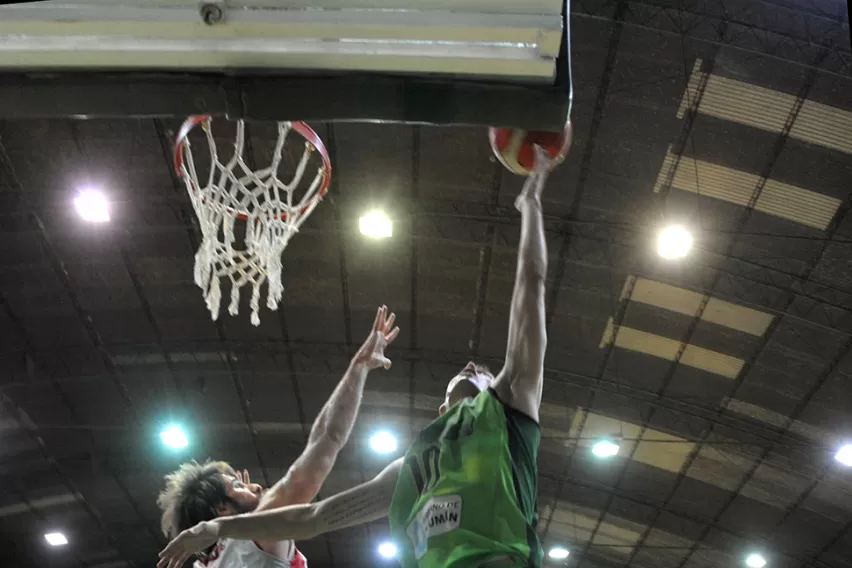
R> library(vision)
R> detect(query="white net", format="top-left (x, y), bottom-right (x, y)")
top-left (176, 118), bottom-right (329, 326)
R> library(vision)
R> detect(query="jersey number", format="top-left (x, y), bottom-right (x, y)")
top-left (407, 413), bottom-right (475, 495)
top-left (407, 446), bottom-right (440, 495)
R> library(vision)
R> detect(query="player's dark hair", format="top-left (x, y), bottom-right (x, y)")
top-left (157, 459), bottom-right (239, 539)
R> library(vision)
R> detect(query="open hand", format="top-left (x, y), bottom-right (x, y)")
top-left (157, 520), bottom-right (220, 568)
top-left (353, 305), bottom-right (400, 370)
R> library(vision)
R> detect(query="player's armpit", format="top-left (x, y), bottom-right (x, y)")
top-left (218, 458), bottom-right (403, 542)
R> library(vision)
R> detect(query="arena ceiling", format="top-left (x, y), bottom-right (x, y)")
top-left (0, 1), bottom-right (851, 567)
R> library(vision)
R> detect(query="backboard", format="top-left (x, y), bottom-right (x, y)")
top-left (0, 0), bottom-right (571, 129)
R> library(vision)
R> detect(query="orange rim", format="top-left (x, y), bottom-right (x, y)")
top-left (174, 115), bottom-right (332, 221)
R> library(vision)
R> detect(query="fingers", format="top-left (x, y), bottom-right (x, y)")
top-left (158, 543), bottom-right (179, 568)
top-left (532, 145), bottom-right (555, 173)
top-left (168, 552), bottom-right (184, 568)
top-left (158, 549), bottom-right (183, 568)
top-left (371, 306), bottom-right (384, 333)
top-left (243, 469), bottom-right (250, 485)
top-left (173, 552), bottom-right (190, 568)
top-left (386, 326), bottom-right (400, 344)
top-left (374, 305), bottom-right (386, 333)
top-left (384, 311), bottom-right (396, 332)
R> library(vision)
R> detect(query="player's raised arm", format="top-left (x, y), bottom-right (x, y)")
top-left (492, 146), bottom-right (561, 423)
top-left (257, 306), bottom-right (399, 510)
top-left (157, 458), bottom-right (404, 568)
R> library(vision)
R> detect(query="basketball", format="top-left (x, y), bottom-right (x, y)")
top-left (488, 123), bottom-right (573, 175)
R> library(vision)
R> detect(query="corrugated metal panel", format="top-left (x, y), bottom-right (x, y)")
top-left (544, 502), bottom-right (643, 555)
top-left (679, 58), bottom-right (852, 155)
top-left (680, 343), bottom-right (744, 379)
top-left (542, 503), bottom-right (600, 545)
top-left (654, 147), bottom-right (841, 230)
top-left (592, 515), bottom-right (642, 552)
top-left (622, 276), bottom-right (773, 336)
top-left (0, 492), bottom-right (80, 517)
top-left (704, 297), bottom-right (773, 336)
top-left (634, 428), bottom-right (696, 474)
top-left (600, 318), bottom-right (744, 379)
top-left (723, 398), bottom-right (829, 441)
top-left (545, 500), bottom-right (693, 554)
top-left (794, 99), bottom-right (852, 155)
top-left (569, 410), bottom-right (694, 474)
top-left (697, 74), bottom-right (795, 132)
top-left (568, 409), bottom-right (825, 510)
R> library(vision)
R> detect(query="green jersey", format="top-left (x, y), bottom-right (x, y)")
top-left (388, 388), bottom-right (542, 568)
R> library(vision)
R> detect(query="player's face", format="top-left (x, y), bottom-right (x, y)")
top-left (439, 362), bottom-right (491, 415)
top-left (223, 474), bottom-right (265, 514)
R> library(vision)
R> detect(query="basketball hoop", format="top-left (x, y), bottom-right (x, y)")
top-left (174, 116), bottom-right (332, 326)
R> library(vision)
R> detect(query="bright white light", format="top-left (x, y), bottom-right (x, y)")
top-left (746, 553), bottom-right (767, 568)
top-left (160, 425), bottom-right (188, 449)
top-left (359, 211), bottom-right (393, 238)
top-left (835, 444), bottom-right (852, 466)
top-left (370, 431), bottom-right (398, 454)
top-left (548, 547), bottom-right (570, 560)
top-left (657, 225), bottom-right (693, 260)
top-left (73, 189), bottom-right (110, 223)
top-left (378, 541), bottom-right (397, 559)
top-left (592, 440), bottom-right (620, 458)
top-left (44, 533), bottom-right (68, 546)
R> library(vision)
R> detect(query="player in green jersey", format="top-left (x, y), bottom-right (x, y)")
top-left (158, 142), bottom-right (563, 568)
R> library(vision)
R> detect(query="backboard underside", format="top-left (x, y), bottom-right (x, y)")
top-left (0, 0), bottom-right (572, 129)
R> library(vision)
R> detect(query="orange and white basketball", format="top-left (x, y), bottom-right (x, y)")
top-left (488, 123), bottom-right (572, 175)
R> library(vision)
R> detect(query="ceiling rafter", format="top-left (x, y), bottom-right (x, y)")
top-left (5, 338), bottom-right (834, 452)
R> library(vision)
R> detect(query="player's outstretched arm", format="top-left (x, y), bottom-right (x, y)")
top-left (258, 306), bottom-right (400, 510)
top-left (492, 147), bottom-right (558, 423)
top-left (157, 459), bottom-right (404, 568)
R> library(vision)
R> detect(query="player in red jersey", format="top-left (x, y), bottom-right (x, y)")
top-left (156, 306), bottom-right (399, 568)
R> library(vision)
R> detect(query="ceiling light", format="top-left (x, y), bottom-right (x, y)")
top-left (44, 532), bottom-right (68, 546)
top-left (359, 211), bottom-right (393, 238)
top-left (370, 431), bottom-right (398, 454)
top-left (592, 439), bottom-right (620, 458)
top-left (74, 189), bottom-right (110, 223)
top-left (548, 547), bottom-right (569, 560)
top-left (746, 553), bottom-right (767, 568)
top-left (160, 425), bottom-right (188, 449)
top-left (835, 444), bottom-right (852, 466)
top-left (657, 225), bottom-right (693, 260)
top-left (378, 541), bottom-right (397, 559)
